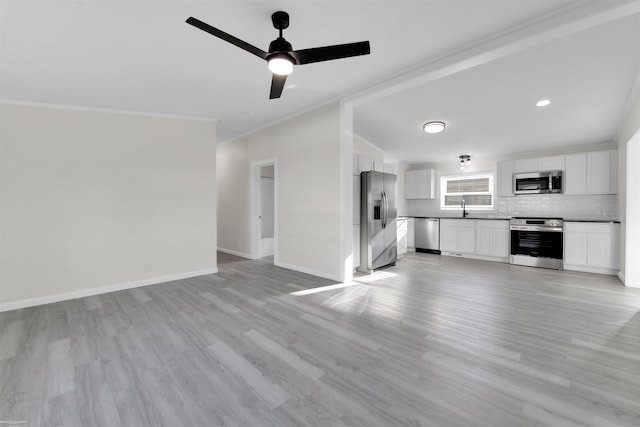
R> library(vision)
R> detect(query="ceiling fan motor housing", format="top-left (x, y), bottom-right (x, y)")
top-left (271, 11), bottom-right (290, 30)
top-left (268, 38), bottom-right (295, 63)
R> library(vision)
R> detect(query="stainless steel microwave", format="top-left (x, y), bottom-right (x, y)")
top-left (513, 171), bottom-right (563, 195)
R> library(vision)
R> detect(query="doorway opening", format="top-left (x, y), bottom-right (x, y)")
top-left (251, 159), bottom-right (277, 262)
top-left (259, 164), bottom-right (275, 258)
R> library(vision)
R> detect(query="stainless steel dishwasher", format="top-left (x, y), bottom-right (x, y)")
top-left (415, 218), bottom-right (440, 254)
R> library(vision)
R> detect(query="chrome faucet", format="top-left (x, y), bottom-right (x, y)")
top-left (461, 199), bottom-right (468, 218)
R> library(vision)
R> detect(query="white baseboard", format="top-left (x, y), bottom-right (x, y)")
top-left (563, 264), bottom-right (619, 276)
top-left (440, 252), bottom-right (509, 264)
top-left (217, 247), bottom-right (253, 259)
top-left (618, 271), bottom-right (639, 287)
top-left (275, 260), bottom-right (342, 282)
top-left (259, 238), bottom-right (275, 258)
top-left (0, 267), bottom-right (218, 313)
top-left (618, 270), bottom-right (626, 284)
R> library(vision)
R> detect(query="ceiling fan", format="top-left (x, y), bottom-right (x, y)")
top-left (186, 11), bottom-right (371, 99)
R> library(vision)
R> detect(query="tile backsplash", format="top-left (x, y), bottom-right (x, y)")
top-left (497, 194), bottom-right (619, 220)
top-left (406, 194), bottom-right (619, 220)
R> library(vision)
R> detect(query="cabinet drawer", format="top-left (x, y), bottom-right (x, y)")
top-left (441, 219), bottom-right (475, 228)
top-left (475, 220), bottom-right (509, 229)
top-left (565, 222), bottom-right (617, 234)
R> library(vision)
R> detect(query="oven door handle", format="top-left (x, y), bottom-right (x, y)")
top-left (510, 225), bottom-right (563, 232)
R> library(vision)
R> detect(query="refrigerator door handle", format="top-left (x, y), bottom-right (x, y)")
top-left (382, 191), bottom-right (388, 229)
top-left (385, 191), bottom-right (389, 227)
top-left (380, 191), bottom-right (385, 228)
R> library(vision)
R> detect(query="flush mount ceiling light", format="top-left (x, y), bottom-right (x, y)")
top-left (423, 121), bottom-right (446, 134)
top-left (459, 154), bottom-right (471, 170)
top-left (536, 99), bottom-right (551, 107)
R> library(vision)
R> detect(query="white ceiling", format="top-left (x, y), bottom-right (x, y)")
top-left (2, 1), bottom-right (640, 163)
top-left (354, 12), bottom-right (640, 163)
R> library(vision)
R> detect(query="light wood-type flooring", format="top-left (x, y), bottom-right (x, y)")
top-left (2, 252), bottom-right (640, 426)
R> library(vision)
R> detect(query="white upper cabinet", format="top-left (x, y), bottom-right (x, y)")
top-left (564, 153), bottom-right (587, 194)
top-left (538, 155), bottom-right (565, 171)
top-left (514, 155), bottom-right (564, 173)
top-left (496, 160), bottom-right (514, 197)
top-left (565, 150), bottom-right (617, 195)
top-left (405, 169), bottom-right (435, 199)
top-left (514, 158), bottom-right (539, 173)
top-left (587, 150), bottom-right (617, 194)
top-left (504, 149), bottom-right (616, 196)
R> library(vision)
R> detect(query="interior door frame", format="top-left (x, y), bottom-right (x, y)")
top-left (250, 158), bottom-right (278, 261)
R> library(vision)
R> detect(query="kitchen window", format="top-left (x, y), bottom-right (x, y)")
top-left (440, 173), bottom-right (494, 210)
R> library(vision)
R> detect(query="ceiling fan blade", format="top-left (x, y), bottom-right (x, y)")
top-left (269, 74), bottom-right (287, 99)
top-left (186, 17), bottom-right (268, 60)
top-left (291, 41), bottom-right (370, 65)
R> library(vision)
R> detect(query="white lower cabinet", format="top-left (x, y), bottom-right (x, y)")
top-left (441, 219), bottom-right (509, 262)
top-left (475, 220), bottom-right (510, 260)
top-left (563, 222), bottom-right (620, 275)
top-left (407, 218), bottom-right (415, 250)
top-left (397, 218), bottom-right (408, 259)
top-left (405, 169), bottom-right (435, 199)
top-left (440, 219), bottom-right (475, 254)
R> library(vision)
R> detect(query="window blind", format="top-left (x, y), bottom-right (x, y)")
top-left (440, 173), bottom-right (494, 209)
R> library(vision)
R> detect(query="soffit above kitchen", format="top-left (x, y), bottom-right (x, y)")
top-left (353, 10), bottom-right (640, 164)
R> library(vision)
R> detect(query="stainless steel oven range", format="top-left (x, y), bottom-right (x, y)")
top-left (510, 217), bottom-right (563, 270)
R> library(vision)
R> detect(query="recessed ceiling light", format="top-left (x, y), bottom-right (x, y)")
top-left (423, 121), bottom-right (446, 134)
top-left (536, 99), bottom-right (551, 107)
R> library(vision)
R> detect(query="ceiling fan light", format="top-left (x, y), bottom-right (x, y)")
top-left (423, 121), bottom-right (445, 134)
top-left (268, 55), bottom-right (294, 75)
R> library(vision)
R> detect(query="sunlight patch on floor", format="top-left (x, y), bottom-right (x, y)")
top-left (354, 270), bottom-right (398, 282)
top-left (290, 281), bottom-right (360, 296)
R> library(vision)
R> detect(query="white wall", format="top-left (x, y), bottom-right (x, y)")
top-left (354, 133), bottom-right (384, 168)
top-left (617, 76), bottom-right (640, 286)
top-left (217, 103), bottom-right (344, 280)
top-left (389, 161), bottom-right (408, 217)
top-left (216, 138), bottom-right (251, 257)
top-left (0, 103), bottom-right (218, 309)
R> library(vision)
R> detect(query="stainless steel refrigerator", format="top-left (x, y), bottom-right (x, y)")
top-left (359, 171), bottom-right (397, 273)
